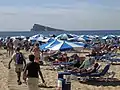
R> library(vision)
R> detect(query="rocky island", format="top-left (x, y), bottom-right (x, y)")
top-left (31, 24), bottom-right (64, 31)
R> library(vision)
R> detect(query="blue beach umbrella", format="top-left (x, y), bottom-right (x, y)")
top-left (40, 39), bottom-right (61, 50)
top-left (74, 42), bottom-right (85, 46)
top-left (41, 38), bottom-right (55, 43)
top-left (48, 41), bottom-right (85, 51)
top-left (80, 35), bottom-right (92, 41)
top-left (55, 34), bottom-right (74, 40)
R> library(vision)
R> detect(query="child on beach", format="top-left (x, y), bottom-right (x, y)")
top-left (23, 54), bottom-right (45, 90)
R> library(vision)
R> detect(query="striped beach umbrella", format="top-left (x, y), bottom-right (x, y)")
top-left (48, 41), bottom-right (85, 51)
top-left (40, 39), bottom-right (61, 50)
top-left (55, 34), bottom-right (75, 40)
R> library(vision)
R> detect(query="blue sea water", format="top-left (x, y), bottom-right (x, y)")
top-left (0, 30), bottom-right (120, 37)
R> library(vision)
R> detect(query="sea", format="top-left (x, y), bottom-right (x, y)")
top-left (0, 30), bottom-right (120, 37)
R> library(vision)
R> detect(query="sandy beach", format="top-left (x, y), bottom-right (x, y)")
top-left (0, 49), bottom-right (120, 90)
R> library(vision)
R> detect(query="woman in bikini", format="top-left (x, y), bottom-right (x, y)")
top-left (32, 43), bottom-right (40, 63)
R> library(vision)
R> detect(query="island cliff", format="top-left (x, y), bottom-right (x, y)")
top-left (31, 24), bottom-right (64, 31)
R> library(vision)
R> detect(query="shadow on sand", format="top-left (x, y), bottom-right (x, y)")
top-left (80, 78), bottom-right (120, 86)
top-left (38, 84), bottom-right (55, 88)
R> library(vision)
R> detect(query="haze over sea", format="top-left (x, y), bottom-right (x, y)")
top-left (0, 30), bottom-right (120, 37)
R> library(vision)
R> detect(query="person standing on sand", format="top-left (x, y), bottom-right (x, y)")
top-left (6, 37), bottom-right (10, 56)
top-left (8, 47), bottom-right (26, 85)
top-left (24, 37), bottom-right (30, 51)
top-left (6, 39), bottom-right (14, 57)
top-left (31, 43), bottom-right (41, 64)
top-left (23, 54), bottom-right (45, 90)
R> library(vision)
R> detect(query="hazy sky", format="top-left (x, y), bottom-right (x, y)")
top-left (0, 0), bottom-right (120, 31)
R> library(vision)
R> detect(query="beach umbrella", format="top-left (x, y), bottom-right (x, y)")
top-left (41, 38), bottom-right (55, 43)
top-left (69, 34), bottom-right (79, 38)
top-left (29, 34), bottom-right (44, 41)
top-left (0, 37), bottom-right (3, 40)
top-left (48, 41), bottom-right (85, 51)
top-left (17, 35), bottom-right (26, 39)
top-left (77, 37), bottom-right (85, 42)
top-left (94, 35), bottom-right (100, 38)
top-left (10, 35), bottom-right (26, 40)
top-left (80, 35), bottom-right (92, 41)
top-left (36, 37), bottom-right (45, 41)
top-left (67, 37), bottom-right (79, 42)
top-left (74, 42), bottom-right (85, 46)
top-left (117, 35), bottom-right (120, 38)
top-left (102, 35), bottom-right (115, 39)
top-left (55, 34), bottom-right (74, 40)
top-left (10, 36), bottom-right (16, 41)
top-left (40, 39), bottom-right (61, 50)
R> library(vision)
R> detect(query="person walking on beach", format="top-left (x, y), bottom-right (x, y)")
top-left (24, 37), bottom-right (30, 51)
top-left (8, 47), bottom-right (26, 85)
top-left (6, 39), bottom-right (14, 57)
top-left (23, 54), bottom-right (45, 90)
top-left (6, 37), bottom-right (10, 56)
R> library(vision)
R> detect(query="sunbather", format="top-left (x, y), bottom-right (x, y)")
top-left (71, 63), bottom-right (99, 74)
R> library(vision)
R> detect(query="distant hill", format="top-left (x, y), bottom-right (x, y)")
top-left (31, 24), bottom-right (64, 31)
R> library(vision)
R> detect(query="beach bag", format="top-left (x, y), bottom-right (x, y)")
top-left (16, 53), bottom-right (24, 64)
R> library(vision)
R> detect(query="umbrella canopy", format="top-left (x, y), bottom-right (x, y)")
top-left (40, 39), bottom-right (61, 50)
top-left (17, 36), bottom-right (26, 39)
top-left (55, 34), bottom-right (74, 40)
top-left (80, 35), bottom-right (92, 41)
top-left (0, 37), bottom-right (3, 40)
top-left (41, 38), bottom-right (55, 43)
top-left (10, 35), bottom-right (26, 39)
top-left (29, 34), bottom-right (44, 41)
top-left (77, 37), bottom-right (85, 42)
top-left (102, 35), bottom-right (116, 39)
top-left (48, 41), bottom-right (85, 51)
top-left (37, 37), bottom-right (45, 41)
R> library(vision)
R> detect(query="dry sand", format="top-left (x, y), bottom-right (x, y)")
top-left (0, 49), bottom-right (120, 90)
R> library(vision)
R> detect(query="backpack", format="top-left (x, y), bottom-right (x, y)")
top-left (16, 53), bottom-right (24, 64)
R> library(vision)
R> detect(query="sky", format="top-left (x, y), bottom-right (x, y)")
top-left (0, 0), bottom-right (120, 31)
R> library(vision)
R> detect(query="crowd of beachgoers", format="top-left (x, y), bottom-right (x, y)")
top-left (0, 34), bottom-right (120, 90)
top-left (0, 34), bottom-right (120, 61)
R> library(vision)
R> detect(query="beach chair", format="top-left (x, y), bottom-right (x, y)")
top-left (70, 64), bottom-right (115, 82)
top-left (89, 64), bottom-right (116, 81)
top-left (89, 64), bottom-right (110, 77)
top-left (109, 58), bottom-right (120, 62)
top-left (97, 53), bottom-right (116, 62)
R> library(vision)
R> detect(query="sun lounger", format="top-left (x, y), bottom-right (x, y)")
top-left (69, 64), bottom-right (115, 82)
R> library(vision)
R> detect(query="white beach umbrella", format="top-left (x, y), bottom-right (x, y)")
top-left (48, 41), bottom-right (85, 51)
top-left (55, 34), bottom-right (74, 40)
top-left (29, 34), bottom-right (44, 41)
